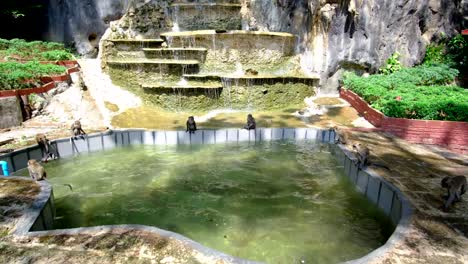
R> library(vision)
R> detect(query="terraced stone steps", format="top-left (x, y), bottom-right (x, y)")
top-left (141, 83), bottom-right (223, 90)
top-left (161, 30), bottom-right (297, 55)
top-left (107, 59), bottom-right (200, 75)
top-left (183, 74), bottom-right (320, 86)
top-left (107, 39), bottom-right (165, 51)
top-left (143, 48), bottom-right (207, 62)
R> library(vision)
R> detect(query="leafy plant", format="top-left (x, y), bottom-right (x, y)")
top-left (0, 61), bottom-right (66, 90)
top-left (0, 38), bottom-right (73, 61)
top-left (344, 64), bottom-right (467, 121)
top-left (40, 50), bottom-right (73, 61)
top-left (447, 34), bottom-right (468, 74)
top-left (379, 52), bottom-right (402, 75)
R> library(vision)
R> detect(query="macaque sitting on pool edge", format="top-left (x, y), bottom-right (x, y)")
top-left (27, 159), bottom-right (47, 181)
top-left (35, 133), bottom-right (56, 162)
top-left (244, 114), bottom-right (256, 130)
top-left (186, 116), bottom-right (197, 134)
top-left (71, 120), bottom-right (86, 140)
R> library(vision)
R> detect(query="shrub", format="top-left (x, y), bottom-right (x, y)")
top-left (0, 61), bottom-right (66, 90)
top-left (379, 52), bottom-right (402, 75)
top-left (0, 38), bottom-right (73, 61)
top-left (343, 64), bottom-right (467, 121)
top-left (40, 50), bottom-right (74, 61)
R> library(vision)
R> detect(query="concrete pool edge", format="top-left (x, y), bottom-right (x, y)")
top-left (1, 128), bottom-right (413, 264)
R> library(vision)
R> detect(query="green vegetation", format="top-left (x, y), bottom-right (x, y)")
top-left (0, 38), bottom-right (74, 61)
top-left (344, 64), bottom-right (468, 121)
top-left (0, 61), bottom-right (66, 90)
top-left (423, 34), bottom-right (468, 76)
top-left (0, 39), bottom-right (72, 90)
top-left (379, 52), bottom-right (403, 75)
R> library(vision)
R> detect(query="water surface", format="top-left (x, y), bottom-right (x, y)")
top-left (21, 141), bottom-right (393, 263)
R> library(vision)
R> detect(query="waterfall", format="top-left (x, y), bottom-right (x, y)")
top-left (221, 78), bottom-right (232, 108)
top-left (172, 6), bottom-right (180, 32)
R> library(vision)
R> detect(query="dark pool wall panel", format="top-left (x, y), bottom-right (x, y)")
top-left (88, 135), bottom-right (103, 152)
top-left (203, 130), bottom-right (216, 144)
top-left (103, 133), bottom-right (117, 150)
top-left (155, 131), bottom-right (167, 145)
top-left (71, 138), bottom-right (89, 154)
top-left (28, 146), bottom-right (43, 162)
top-left (178, 131), bottom-right (190, 145)
top-left (335, 143), bottom-right (411, 227)
top-left (143, 131), bottom-right (155, 145)
top-left (166, 131), bottom-right (178, 145)
top-left (191, 131), bottom-right (204, 144)
top-left (55, 139), bottom-right (73, 159)
top-left (11, 150), bottom-right (29, 172)
top-left (129, 131), bottom-right (144, 145)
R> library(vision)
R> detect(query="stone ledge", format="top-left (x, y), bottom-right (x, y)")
top-left (1, 128), bottom-right (412, 264)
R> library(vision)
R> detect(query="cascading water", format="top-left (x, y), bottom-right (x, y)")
top-left (172, 6), bottom-right (181, 32)
top-left (103, 0), bottom-right (319, 112)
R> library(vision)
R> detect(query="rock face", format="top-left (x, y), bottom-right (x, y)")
top-left (0, 97), bottom-right (23, 129)
top-left (46, 0), bottom-right (128, 57)
top-left (47, 0), bottom-right (464, 92)
top-left (244, 0), bottom-right (464, 93)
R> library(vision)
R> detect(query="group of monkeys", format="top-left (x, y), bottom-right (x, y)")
top-left (186, 114), bottom-right (256, 133)
top-left (332, 126), bottom-right (467, 211)
top-left (27, 120), bottom-right (86, 182)
top-left (26, 119), bottom-right (466, 211)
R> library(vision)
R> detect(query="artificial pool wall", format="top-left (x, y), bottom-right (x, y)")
top-left (0, 128), bottom-right (412, 264)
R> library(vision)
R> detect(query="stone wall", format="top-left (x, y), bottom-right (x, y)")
top-left (0, 97), bottom-right (22, 129)
top-left (340, 89), bottom-right (468, 154)
top-left (1, 128), bottom-right (413, 264)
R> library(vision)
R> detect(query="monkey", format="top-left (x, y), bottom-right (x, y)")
top-left (27, 159), bottom-right (47, 181)
top-left (352, 143), bottom-right (390, 170)
top-left (71, 120), bottom-right (86, 139)
top-left (441, 175), bottom-right (467, 210)
top-left (27, 160), bottom-right (73, 190)
top-left (35, 133), bottom-right (56, 162)
top-left (186, 116), bottom-right (197, 134)
top-left (331, 126), bottom-right (349, 145)
top-left (243, 114), bottom-right (256, 130)
top-left (245, 69), bottom-right (258, 76)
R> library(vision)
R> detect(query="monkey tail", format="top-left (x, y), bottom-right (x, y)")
top-left (62, 184), bottom-right (73, 191)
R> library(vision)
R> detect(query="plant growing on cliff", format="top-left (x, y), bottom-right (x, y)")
top-left (447, 34), bottom-right (468, 74)
top-left (379, 52), bottom-right (402, 75)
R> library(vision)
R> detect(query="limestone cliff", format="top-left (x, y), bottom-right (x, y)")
top-left (46, 0), bottom-right (466, 92)
top-left (245, 0), bottom-right (465, 92)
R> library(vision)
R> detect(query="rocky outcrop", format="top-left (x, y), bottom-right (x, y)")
top-left (245, 0), bottom-right (465, 93)
top-left (46, 0), bottom-right (128, 56)
top-left (46, 0), bottom-right (465, 92)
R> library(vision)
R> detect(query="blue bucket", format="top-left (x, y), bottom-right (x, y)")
top-left (0, 161), bottom-right (9, 176)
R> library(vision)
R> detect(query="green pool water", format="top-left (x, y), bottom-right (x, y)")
top-left (20, 141), bottom-right (394, 263)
